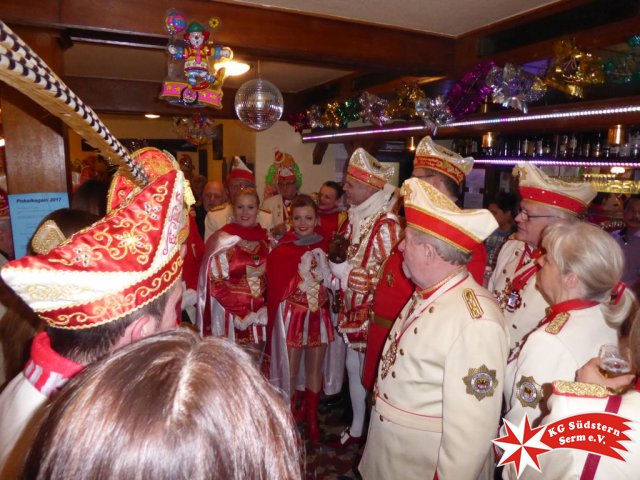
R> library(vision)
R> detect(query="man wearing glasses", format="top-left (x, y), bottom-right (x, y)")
top-left (488, 163), bottom-right (596, 351)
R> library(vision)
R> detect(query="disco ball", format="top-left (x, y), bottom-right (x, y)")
top-left (234, 78), bottom-right (284, 131)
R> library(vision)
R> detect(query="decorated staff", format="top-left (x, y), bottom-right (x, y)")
top-left (359, 178), bottom-right (507, 480)
top-left (488, 163), bottom-right (596, 351)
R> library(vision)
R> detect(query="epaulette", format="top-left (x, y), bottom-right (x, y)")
top-left (462, 288), bottom-right (484, 319)
top-left (210, 203), bottom-right (228, 212)
top-left (545, 312), bottom-right (570, 334)
top-left (337, 211), bottom-right (348, 231)
top-left (552, 380), bottom-right (612, 398)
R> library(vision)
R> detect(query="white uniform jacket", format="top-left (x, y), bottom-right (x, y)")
top-left (359, 271), bottom-right (509, 480)
top-left (489, 239), bottom-right (549, 350)
top-left (504, 304), bottom-right (618, 427)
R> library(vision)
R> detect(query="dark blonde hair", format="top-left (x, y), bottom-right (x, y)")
top-left (23, 329), bottom-right (302, 480)
top-left (291, 194), bottom-right (317, 215)
top-left (232, 186), bottom-right (260, 207)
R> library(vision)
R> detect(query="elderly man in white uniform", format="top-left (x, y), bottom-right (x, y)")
top-left (359, 178), bottom-right (509, 480)
top-left (489, 163), bottom-right (596, 351)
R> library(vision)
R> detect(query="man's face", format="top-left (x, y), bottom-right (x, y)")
top-left (514, 200), bottom-right (563, 247)
top-left (343, 177), bottom-right (376, 206)
top-left (488, 203), bottom-right (511, 230)
top-left (228, 179), bottom-right (254, 200)
top-left (623, 199), bottom-right (640, 233)
top-left (202, 182), bottom-right (227, 210)
top-left (277, 177), bottom-right (298, 201)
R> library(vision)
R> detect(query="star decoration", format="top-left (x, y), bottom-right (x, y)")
top-left (493, 416), bottom-right (551, 478)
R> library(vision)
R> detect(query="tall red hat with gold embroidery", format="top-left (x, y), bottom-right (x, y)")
top-left (1, 150), bottom-right (191, 330)
top-left (346, 148), bottom-right (394, 190)
top-left (413, 136), bottom-right (473, 186)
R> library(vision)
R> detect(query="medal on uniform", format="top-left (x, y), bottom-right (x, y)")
top-left (380, 333), bottom-right (398, 379)
top-left (506, 287), bottom-right (522, 312)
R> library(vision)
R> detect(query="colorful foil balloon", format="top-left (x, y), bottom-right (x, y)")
top-left (415, 96), bottom-right (453, 133)
top-left (321, 102), bottom-right (343, 128)
top-left (174, 114), bottom-right (217, 146)
top-left (544, 40), bottom-right (604, 98)
top-left (485, 63), bottom-right (547, 113)
top-left (359, 92), bottom-right (390, 126)
top-left (446, 61), bottom-right (496, 118)
top-left (164, 10), bottom-right (187, 35)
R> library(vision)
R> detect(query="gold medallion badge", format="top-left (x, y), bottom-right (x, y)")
top-left (463, 364), bottom-right (498, 401)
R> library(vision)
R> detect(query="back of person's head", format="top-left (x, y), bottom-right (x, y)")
top-left (542, 222), bottom-right (636, 326)
top-left (23, 329), bottom-right (302, 480)
top-left (71, 179), bottom-right (109, 217)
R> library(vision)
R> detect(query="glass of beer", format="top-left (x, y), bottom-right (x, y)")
top-left (599, 344), bottom-right (632, 378)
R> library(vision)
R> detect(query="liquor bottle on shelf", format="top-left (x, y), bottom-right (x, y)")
top-left (567, 133), bottom-right (578, 158)
top-left (558, 134), bottom-right (569, 158)
top-left (591, 132), bottom-right (603, 158)
top-left (580, 133), bottom-right (591, 159)
top-left (542, 135), bottom-right (552, 157)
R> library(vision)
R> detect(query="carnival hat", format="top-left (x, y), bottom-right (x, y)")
top-left (227, 156), bottom-right (256, 185)
top-left (402, 177), bottom-right (498, 253)
top-left (414, 136), bottom-right (474, 186)
top-left (273, 150), bottom-right (299, 183)
top-left (1, 168), bottom-right (186, 330)
top-left (108, 147), bottom-right (193, 246)
top-left (346, 148), bottom-right (394, 190)
top-left (514, 163), bottom-right (596, 215)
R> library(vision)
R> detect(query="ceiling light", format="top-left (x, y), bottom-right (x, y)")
top-left (214, 60), bottom-right (250, 77)
top-left (0, 138), bottom-right (5, 147)
top-left (611, 166), bottom-right (626, 174)
top-left (145, 113), bottom-right (160, 119)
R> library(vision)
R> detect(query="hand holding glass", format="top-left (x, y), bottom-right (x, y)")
top-left (598, 344), bottom-right (632, 378)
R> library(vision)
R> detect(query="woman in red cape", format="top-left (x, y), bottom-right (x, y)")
top-left (196, 188), bottom-right (270, 363)
top-left (267, 195), bottom-right (333, 444)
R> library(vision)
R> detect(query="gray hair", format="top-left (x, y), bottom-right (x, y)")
top-left (413, 228), bottom-right (472, 266)
top-left (542, 222), bottom-right (636, 327)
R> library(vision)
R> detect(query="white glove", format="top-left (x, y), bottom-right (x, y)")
top-left (255, 307), bottom-right (268, 326)
top-left (181, 282), bottom-right (197, 309)
top-left (234, 312), bottom-right (256, 331)
top-left (329, 260), bottom-right (352, 289)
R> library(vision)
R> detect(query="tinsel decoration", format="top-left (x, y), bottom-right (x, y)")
top-left (174, 114), bottom-right (217, 146)
top-left (627, 34), bottom-right (640, 48)
top-left (414, 96), bottom-right (453, 134)
top-left (544, 40), bottom-right (605, 97)
top-left (307, 105), bottom-right (323, 129)
top-left (386, 82), bottom-right (426, 119)
top-left (336, 97), bottom-right (361, 124)
top-left (604, 53), bottom-right (639, 84)
top-left (359, 92), bottom-right (390, 126)
top-left (446, 61), bottom-right (496, 118)
top-left (485, 63), bottom-right (547, 114)
top-left (321, 102), bottom-right (344, 128)
top-left (288, 112), bottom-right (309, 133)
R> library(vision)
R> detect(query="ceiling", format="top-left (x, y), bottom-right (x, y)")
top-left (3, 0), bottom-right (640, 119)
top-left (215, 0), bottom-right (560, 37)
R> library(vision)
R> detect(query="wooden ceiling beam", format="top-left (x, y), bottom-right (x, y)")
top-left (63, 76), bottom-right (299, 120)
top-left (0, 0), bottom-right (454, 74)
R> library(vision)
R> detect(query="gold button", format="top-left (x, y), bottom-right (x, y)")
top-left (399, 349), bottom-right (404, 355)
top-left (414, 327), bottom-right (418, 334)
top-left (502, 269), bottom-right (507, 274)
top-left (383, 393), bottom-right (388, 399)
top-left (512, 324), bottom-right (517, 329)
top-left (429, 306), bottom-right (434, 313)
top-left (380, 415), bottom-right (384, 422)
top-left (391, 371), bottom-right (396, 378)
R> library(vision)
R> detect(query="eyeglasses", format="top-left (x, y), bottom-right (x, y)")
top-left (517, 208), bottom-right (562, 222)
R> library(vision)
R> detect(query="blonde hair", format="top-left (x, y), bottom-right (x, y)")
top-left (542, 222), bottom-right (636, 327)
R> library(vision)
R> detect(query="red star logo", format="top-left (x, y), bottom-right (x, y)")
top-left (493, 416), bottom-right (551, 477)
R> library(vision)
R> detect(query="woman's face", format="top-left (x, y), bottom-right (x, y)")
top-left (318, 185), bottom-right (339, 209)
top-left (536, 252), bottom-right (564, 304)
top-left (292, 206), bottom-right (316, 237)
top-left (233, 194), bottom-right (259, 227)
